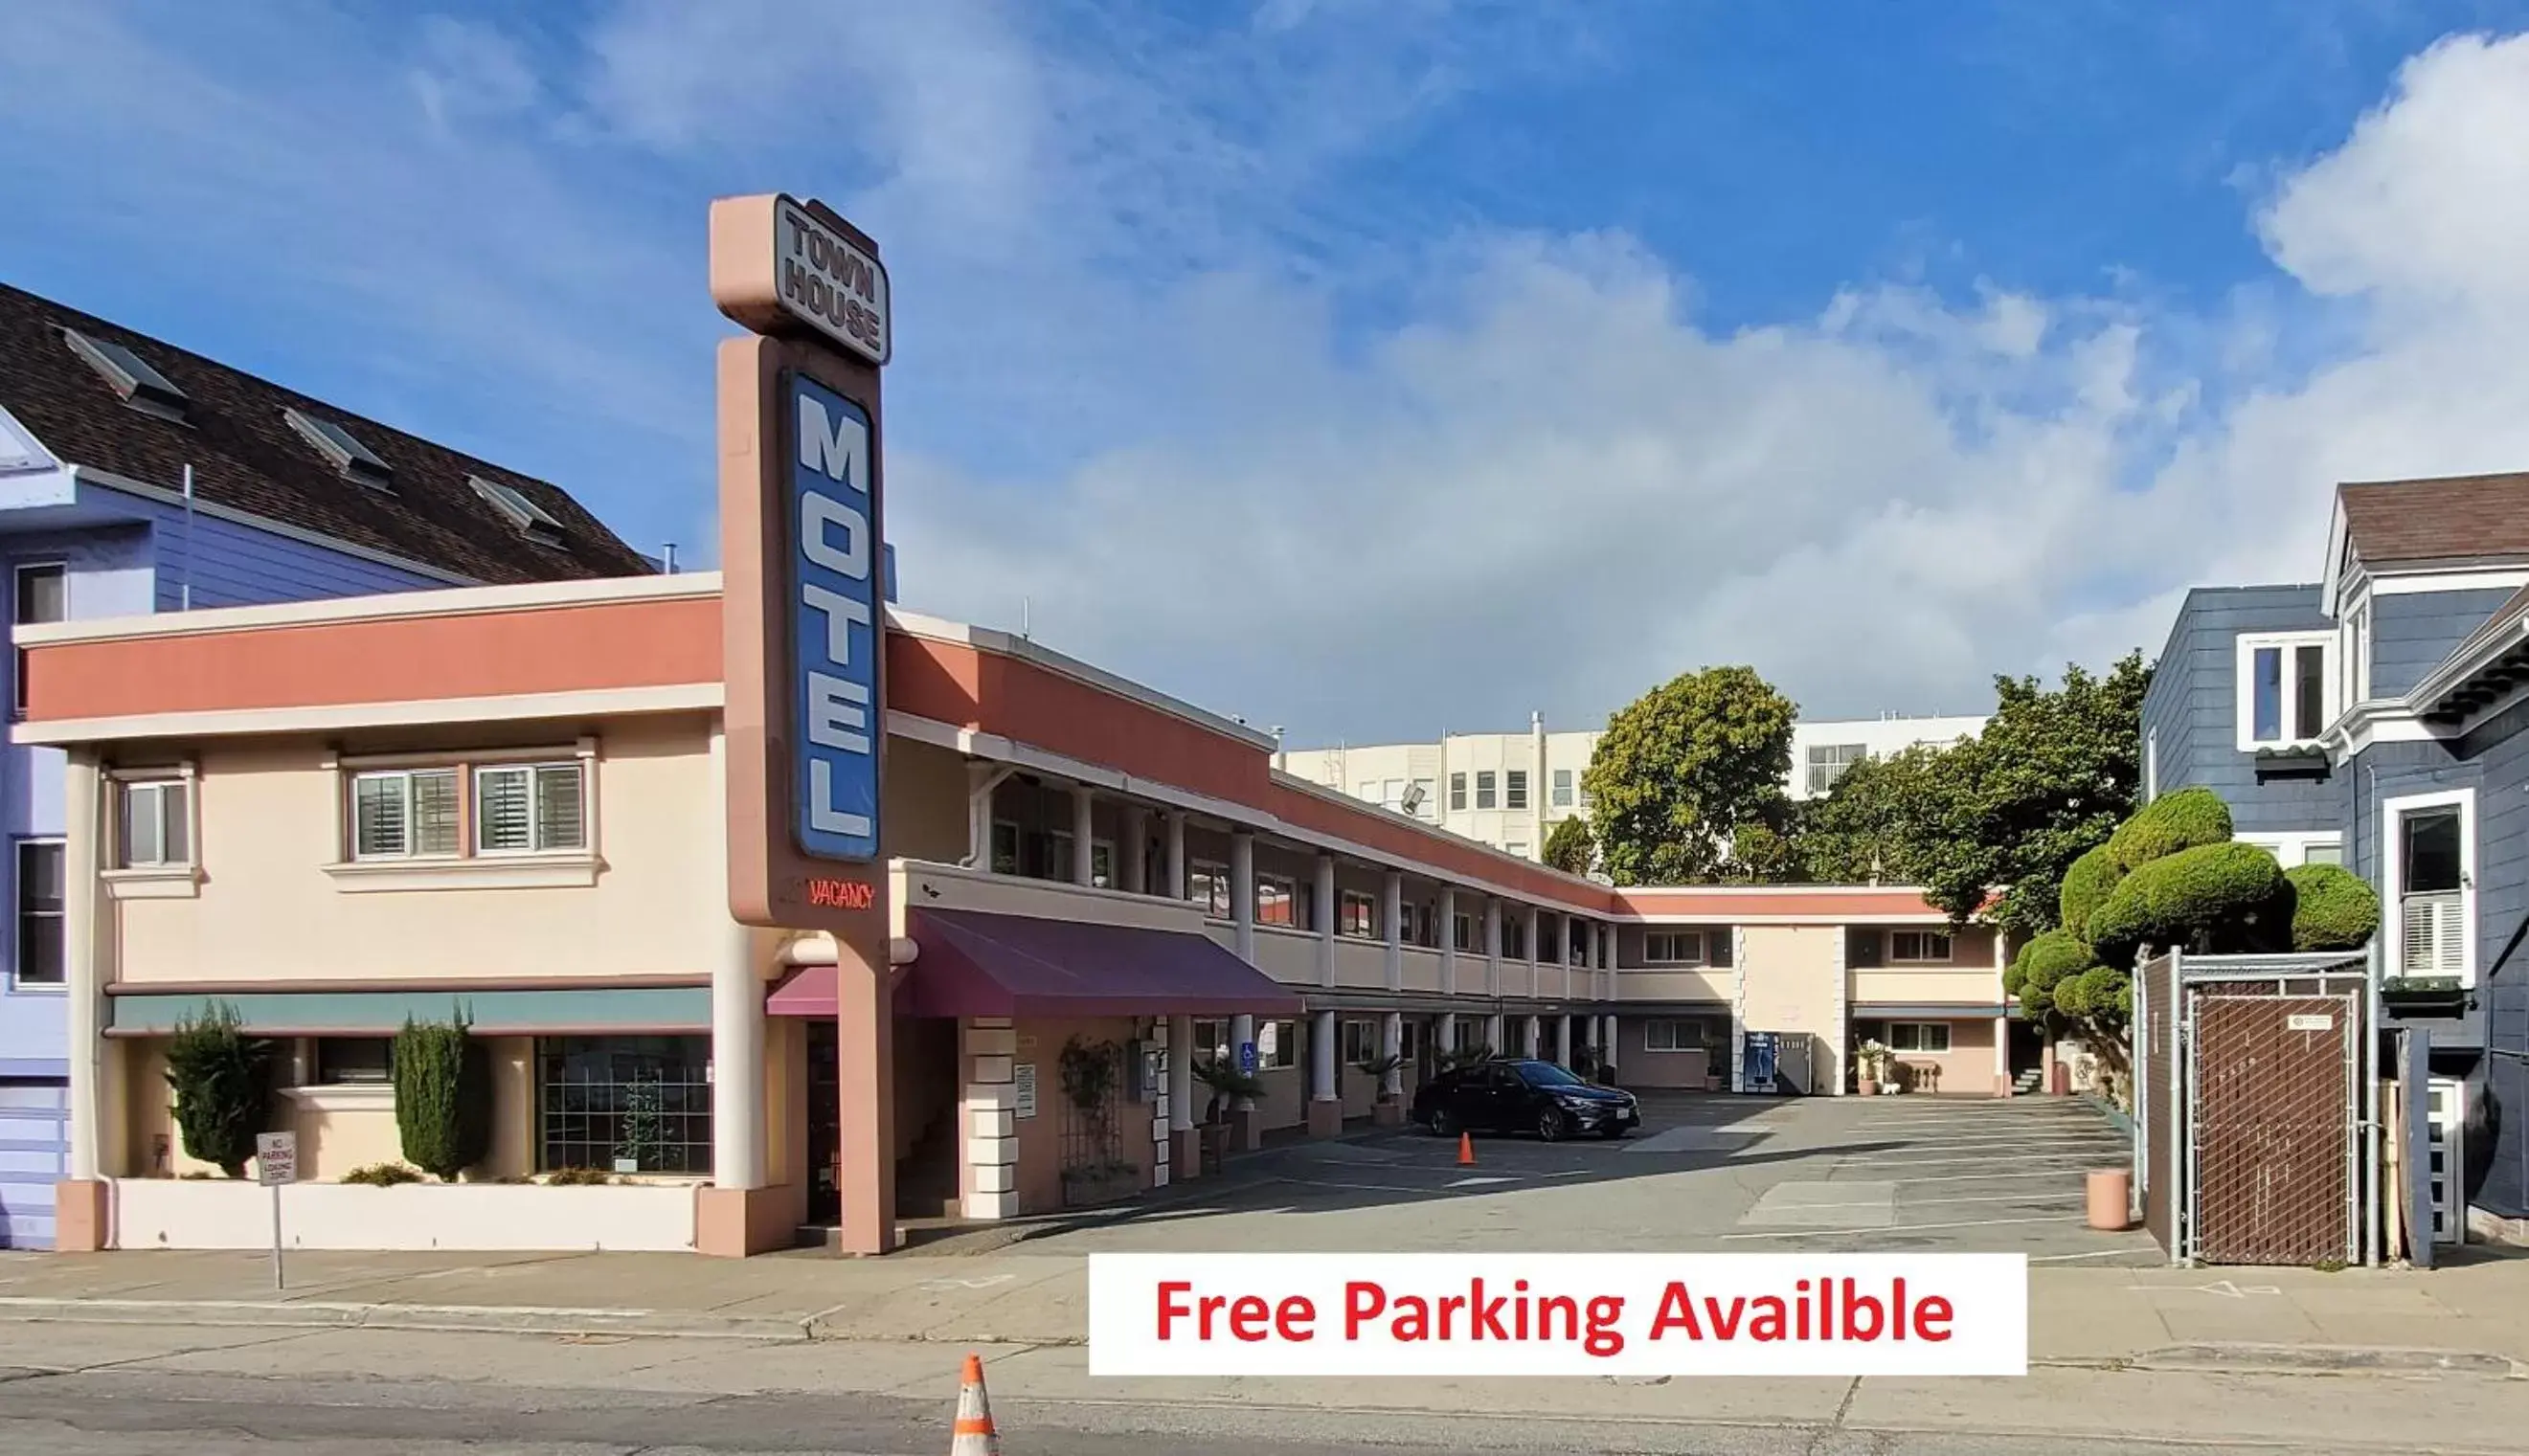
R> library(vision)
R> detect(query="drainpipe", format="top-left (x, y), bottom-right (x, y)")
top-left (959, 764), bottom-right (1019, 868)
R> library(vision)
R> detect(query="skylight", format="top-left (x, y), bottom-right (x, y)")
top-left (282, 408), bottom-right (392, 488)
top-left (469, 475), bottom-right (565, 545)
top-left (61, 328), bottom-right (188, 420)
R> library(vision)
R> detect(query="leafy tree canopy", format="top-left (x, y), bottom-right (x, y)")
top-left (1542, 814), bottom-right (1596, 877)
top-left (1582, 665), bottom-right (1796, 885)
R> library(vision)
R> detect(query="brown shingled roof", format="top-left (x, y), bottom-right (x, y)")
top-left (2338, 471), bottom-right (2529, 569)
top-left (0, 282), bottom-right (654, 584)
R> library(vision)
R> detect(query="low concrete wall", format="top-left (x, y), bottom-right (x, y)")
top-left (112, 1177), bottom-right (699, 1252)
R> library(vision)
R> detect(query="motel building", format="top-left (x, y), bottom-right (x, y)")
top-left (15, 575), bottom-right (2013, 1257)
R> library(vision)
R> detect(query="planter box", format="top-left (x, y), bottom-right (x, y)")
top-left (1060, 1165), bottom-right (1142, 1209)
top-left (2382, 979), bottom-right (2470, 1019)
top-left (1371, 1100), bottom-right (1406, 1127)
top-left (112, 1177), bottom-right (698, 1252)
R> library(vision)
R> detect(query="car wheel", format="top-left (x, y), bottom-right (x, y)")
top-left (1536, 1107), bottom-right (1567, 1142)
top-left (1430, 1108), bottom-right (1457, 1137)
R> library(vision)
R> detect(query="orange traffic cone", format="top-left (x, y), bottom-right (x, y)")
top-left (951, 1353), bottom-right (1000, 1456)
top-left (1456, 1131), bottom-right (1477, 1167)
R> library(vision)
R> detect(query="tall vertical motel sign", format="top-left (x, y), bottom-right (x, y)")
top-left (710, 195), bottom-right (894, 1254)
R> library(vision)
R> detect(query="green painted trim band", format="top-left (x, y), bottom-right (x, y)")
top-left (105, 987), bottom-right (711, 1036)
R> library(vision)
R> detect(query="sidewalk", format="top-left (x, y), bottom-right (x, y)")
top-left (6, 1245), bottom-right (2527, 1372)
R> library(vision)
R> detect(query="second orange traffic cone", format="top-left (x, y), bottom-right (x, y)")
top-left (950, 1353), bottom-right (1000, 1456)
top-left (1456, 1131), bottom-right (1477, 1167)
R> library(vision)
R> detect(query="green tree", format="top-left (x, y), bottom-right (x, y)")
top-left (1583, 665), bottom-right (1797, 885)
top-left (1542, 815), bottom-right (1596, 877)
top-left (394, 1013), bottom-right (491, 1181)
top-left (1797, 745), bottom-right (1951, 884)
top-left (164, 1002), bottom-right (270, 1178)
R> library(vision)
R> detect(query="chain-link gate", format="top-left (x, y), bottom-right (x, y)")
top-left (2133, 951), bottom-right (2370, 1266)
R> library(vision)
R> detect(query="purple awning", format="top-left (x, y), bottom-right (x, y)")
top-left (902, 907), bottom-right (1303, 1019)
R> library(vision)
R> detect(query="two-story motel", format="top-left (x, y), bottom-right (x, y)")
top-left (16, 573), bottom-right (2013, 1256)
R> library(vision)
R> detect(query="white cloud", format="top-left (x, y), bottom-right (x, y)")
top-left (9, 8), bottom-right (2529, 744)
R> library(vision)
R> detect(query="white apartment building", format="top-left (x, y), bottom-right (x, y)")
top-left (1278, 711), bottom-right (1988, 861)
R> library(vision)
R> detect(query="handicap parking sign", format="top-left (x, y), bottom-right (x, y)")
top-left (1238, 1041), bottom-right (1258, 1075)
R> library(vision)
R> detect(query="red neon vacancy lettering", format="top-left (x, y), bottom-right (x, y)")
top-left (804, 877), bottom-right (874, 910)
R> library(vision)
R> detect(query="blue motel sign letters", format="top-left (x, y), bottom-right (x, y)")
top-left (789, 372), bottom-right (881, 862)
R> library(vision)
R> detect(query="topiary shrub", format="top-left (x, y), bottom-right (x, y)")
top-left (2089, 840), bottom-right (2292, 968)
top-left (394, 1013), bottom-right (490, 1181)
top-left (163, 1001), bottom-right (271, 1178)
top-left (2107, 786), bottom-right (2233, 870)
top-left (2287, 863), bottom-right (2381, 952)
top-left (2054, 965), bottom-right (2134, 1025)
top-left (2014, 929), bottom-right (2094, 1024)
top-left (2058, 844), bottom-right (2125, 942)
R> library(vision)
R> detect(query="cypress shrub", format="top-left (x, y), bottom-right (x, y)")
top-left (2090, 840), bottom-right (2292, 968)
top-left (2057, 843), bottom-right (2125, 943)
top-left (2106, 786), bottom-right (2233, 870)
top-left (394, 1013), bottom-right (491, 1181)
top-left (164, 1001), bottom-right (270, 1177)
top-left (2288, 863), bottom-right (2381, 952)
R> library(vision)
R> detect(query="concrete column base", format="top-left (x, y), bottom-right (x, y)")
top-left (695, 1184), bottom-right (802, 1258)
top-left (1371, 1100), bottom-right (1406, 1128)
top-left (1305, 1099), bottom-right (1344, 1137)
top-left (1171, 1127), bottom-right (1204, 1179)
top-left (1994, 1074), bottom-right (2015, 1099)
top-left (1231, 1106), bottom-right (1262, 1152)
top-left (54, 1178), bottom-right (108, 1253)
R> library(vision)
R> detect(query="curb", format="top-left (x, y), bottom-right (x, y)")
top-left (0, 1296), bottom-right (809, 1343)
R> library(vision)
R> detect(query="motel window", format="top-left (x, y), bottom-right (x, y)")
top-left (117, 778), bottom-right (191, 868)
top-left (1193, 1019), bottom-right (1230, 1065)
top-left (989, 821), bottom-right (1020, 875)
top-left (2238, 631), bottom-right (2336, 749)
top-left (1341, 1019), bottom-right (1380, 1065)
top-left (1476, 771), bottom-right (1498, 809)
top-left (475, 762), bottom-right (584, 855)
top-left (314, 1037), bottom-right (394, 1086)
top-left (1889, 930), bottom-right (1953, 964)
top-left (12, 562), bottom-right (65, 717)
top-left (1551, 769), bottom-right (1574, 808)
top-left (1805, 743), bottom-right (1867, 796)
top-left (537, 1035), bottom-right (712, 1176)
top-left (1644, 930), bottom-right (1704, 966)
top-left (350, 768), bottom-right (461, 859)
top-left (1257, 874), bottom-right (1297, 928)
top-left (1886, 1023), bottom-right (1952, 1054)
top-left (1448, 773), bottom-right (1467, 812)
top-left (1847, 928), bottom-right (1885, 968)
top-left (1454, 913), bottom-right (1474, 952)
top-left (1258, 1020), bottom-right (1298, 1069)
top-left (12, 839), bottom-right (63, 986)
top-left (1090, 840), bottom-right (1115, 890)
top-left (1502, 917), bottom-right (1525, 959)
top-left (1644, 1019), bottom-right (1706, 1053)
top-left (1504, 771), bottom-right (1529, 811)
top-left (1189, 860), bottom-right (1232, 918)
top-left (1295, 880), bottom-right (1317, 932)
top-left (1340, 889), bottom-right (1377, 938)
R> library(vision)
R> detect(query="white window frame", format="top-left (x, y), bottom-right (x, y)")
top-left (1551, 769), bottom-right (1574, 807)
top-left (1642, 930), bottom-right (1705, 966)
top-left (1804, 742), bottom-right (1867, 796)
top-left (106, 766), bottom-right (201, 895)
top-left (1889, 930), bottom-right (1954, 964)
top-left (2143, 728), bottom-right (2157, 804)
top-left (2235, 630), bottom-right (2338, 750)
top-left (2382, 788), bottom-right (2475, 987)
top-left (1475, 771), bottom-right (1498, 809)
top-left (1340, 1019), bottom-right (1379, 1065)
top-left (2341, 593), bottom-right (2373, 706)
top-left (11, 835), bottom-right (65, 989)
top-left (471, 760), bottom-right (588, 857)
top-left (1447, 773), bottom-right (1466, 812)
top-left (1886, 1022), bottom-right (1953, 1054)
top-left (1504, 770), bottom-right (1529, 811)
top-left (1189, 859), bottom-right (1232, 919)
top-left (326, 741), bottom-right (600, 890)
top-left (350, 766), bottom-right (464, 862)
top-left (1339, 889), bottom-right (1377, 938)
top-left (1255, 873), bottom-right (1298, 928)
top-left (2235, 832), bottom-right (2345, 869)
top-left (12, 559), bottom-right (67, 718)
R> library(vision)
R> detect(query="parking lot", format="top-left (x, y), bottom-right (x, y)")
top-left (999, 1090), bottom-right (2161, 1264)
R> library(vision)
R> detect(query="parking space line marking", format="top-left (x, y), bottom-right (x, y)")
top-left (2031, 1247), bottom-right (2158, 1262)
top-left (1840, 1153), bottom-right (2115, 1168)
top-left (1446, 1176), bottom-right (1516, 1187)
top-left (1882, 1168), bottom-right (2111, 1184)
top-left (1721, 1214), bottom-right (2086, 1240)
top-left (1840, 1133), bottom-right (2130, 1148)
top-left (1764, 1191), bottom-right (2083, 1210)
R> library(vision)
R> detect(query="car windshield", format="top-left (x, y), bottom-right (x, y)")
top-left (1518, 1062), bottom-right (1584, 1087)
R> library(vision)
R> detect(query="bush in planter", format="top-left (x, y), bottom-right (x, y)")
top-left (2105, 786), bottom-right (2232, 871)
top-left (1191, 1058), bottom-right (1264, 1123)
top-left (1361, 1052), bottom-right (1408, 1099)
top-left (163, 1001), bottom-right (271, 1178)
top-left (394, 1012), bottom-right (490, 1181)
top-left (545, 1166), bottom-right (614, 1185)
top-left (2287, 863), bottom-right (2380, 952)
top-left (341, 1162), bottom-right (423, 1187)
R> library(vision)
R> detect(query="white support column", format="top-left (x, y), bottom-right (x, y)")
top-left (1071, 785), bottom-right (1095, 887)
top-left (1315, 853), bottom-right (1338, 987)
top-left (1438, 886), bottom-right (1457, 996)
top-left (63, 749), bottom-right (103, 1183)
top-left (1487, 1013), bottom-right (1506, 1054)
top-left (1557, 1014), bottom-right (1574, 1065)
top-left (1597, 923), bottom-right (1613, 1001)
top-left (1524, 907), bottom-right (1541, 998)
top-left (708, 726), bottom-right (766, 1190)
top-left (1562, 915), bottom-right (1575, 999)
top-left (1230, 1013), bottom-right (1256, 1099)
top-left (1164, 811), bottom-right (1188, 901)
top-left (1438, 1011), bottom-right (1459, 1057)
top-left (1600, 1014), bottom-right (1618, 1078)
top-left (1382, 870), bottom-right (1404, 994)
top-left (1381, 1012), bottom-right (1404, 1098)
top-left (1168, 1015), bottom-right (1196, 1131)
top-left (1993, 931), bottom-right (2012, 1096)
top-left (1524, 1016), bottom-right (1542, 1059)
top-left (1231, 829), bottom-right (1256, 963)
top-left (1485, 900), bottom-right (1503, 996)
top-left (1309, 1009), bottom-right (1340, 1135)
top-left (1120, 806), bottom-right (1148, 896)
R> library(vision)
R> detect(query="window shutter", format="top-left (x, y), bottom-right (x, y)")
top-left (536, 765), bottom-right (585, 850)
top-left (355, 775), bottom-right (408, 856)
top-left (477, 767), bottom-right (533, 851)
top-left (412, 770), bottom-right (460, 855)
top-left (162, 784), bottom-right (191, 864)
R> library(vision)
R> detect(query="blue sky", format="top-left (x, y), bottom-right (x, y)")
top-left (7, 2), bottom-right (2529, 742)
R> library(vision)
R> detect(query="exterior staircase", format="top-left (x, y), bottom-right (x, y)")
top-left (2011, 1067), bottom-right (2045, 1097)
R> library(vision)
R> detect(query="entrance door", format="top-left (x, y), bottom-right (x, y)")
top-left (2426, 1077), bottom-right (2467, 1246)
top-left (806, 1021), bottom-right (839, 1224)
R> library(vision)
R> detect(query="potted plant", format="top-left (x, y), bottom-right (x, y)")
top-left (1364, 1052), bottom-right (1410, 1126)
top-left (1190, 1057), bottom-right (1264, 1171)
top-left (1855, 1040), bottom-right (1889, 1097)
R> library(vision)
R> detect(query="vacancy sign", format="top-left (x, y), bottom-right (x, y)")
top-left (1089, 1253), bottom-right (2026, 1378)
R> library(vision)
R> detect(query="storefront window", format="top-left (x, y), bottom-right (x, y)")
top-left (537, 1035), bottom-right (712, 1175)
